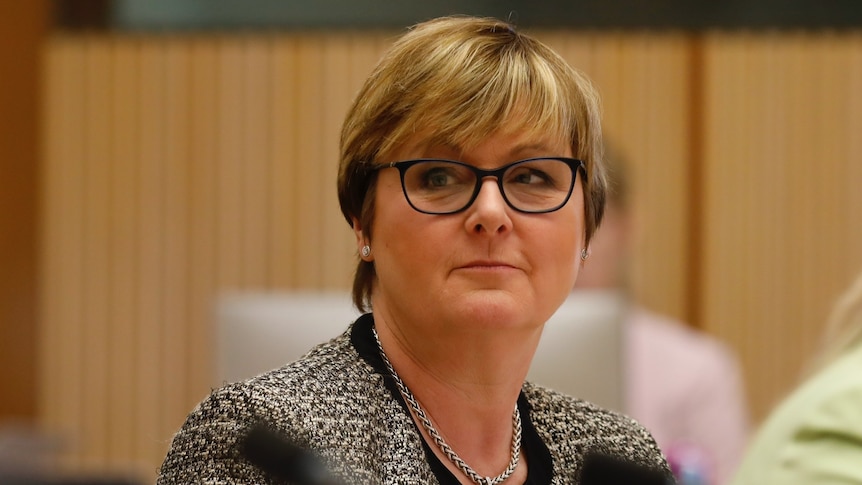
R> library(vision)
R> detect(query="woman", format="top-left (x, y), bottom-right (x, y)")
top-left (159, 16), bottom-right (668, 484)
top-left (730, 270), bottom-right (862, 484)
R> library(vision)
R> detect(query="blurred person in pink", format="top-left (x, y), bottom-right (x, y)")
top-left (559, 144), bottom-right (749, 484)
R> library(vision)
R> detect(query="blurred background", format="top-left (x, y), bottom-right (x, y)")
top-left (2, 0), bottom-right (862, 482)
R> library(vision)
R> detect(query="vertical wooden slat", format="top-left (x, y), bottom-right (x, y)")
top-left (39, 36), bottom-right (72, 450)
top-left (136, 40), bottom-right (166, 467)
top-left (295, 36), bottom-right (327, 288)
top-left (848, 34), bottom-right (862, 270)
top-left (161, 37), bottom-right (191, 465)
top-left (241, 37), bottom-right (272, 288)
top-left (43, 36), bottom-right (87, 467)
top-left (797, 35), bottom-right (829, 348)
top-left (38, 34), bottom-right (59, 439)
top-left (702, 31), bottom-right (740, 401)
top-left (767, 34), bottom-right (794, 406)
top-left (826, 36), bottom-right (852, 276)
top-left (107, 37), bottom-right (140, 469)
top-left (215, 38), bottom-right (244, 290)
top-left (320, 34), bottom-right (356, 289)
top-left (621, 35), bottom-right (691, 322)
top-left (186, 37), bottom-right (219, 403)
top-left (270, 37), bottom-right (299, 289)
top-left (705, 33), bottom-right (792, 419)
top-left (818, 35), bottom-right (857, 309)
top-left (685, 33), bottom-right (705, 328)
top-left (589, 35), bottom-right (626, 132)
top-left (81, 36), bottom-right (112, 469)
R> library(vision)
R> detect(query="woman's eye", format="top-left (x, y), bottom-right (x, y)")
top-left (424, 169), bottom-right (452, 187)
top-left (512, 169), bottom-right (551, 185)
top-left (420, 167), bottom-right (456, 189)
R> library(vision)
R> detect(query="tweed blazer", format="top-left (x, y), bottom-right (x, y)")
top-left (158, 314), bottom-right (668, 484)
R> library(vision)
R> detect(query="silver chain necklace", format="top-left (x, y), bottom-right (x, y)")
top-left (372, 328), bottom-right (522, 485)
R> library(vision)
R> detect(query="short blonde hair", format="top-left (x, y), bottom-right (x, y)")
top-left (337, 15), bottom-right (607, 311)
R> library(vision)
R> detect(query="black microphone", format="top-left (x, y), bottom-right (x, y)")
top-left (240, 422), bottom-right (343, 485)
top-left (580, 450), bottom-right (676, 485)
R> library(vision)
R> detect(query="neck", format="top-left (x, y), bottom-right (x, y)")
top-left (372, 313), bottom-right (535, 481)
top-left (373, 306), bottom-right (537, 408)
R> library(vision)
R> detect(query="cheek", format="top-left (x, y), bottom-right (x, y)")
top-left (372, 182), bottom-right (441, 271)
top-left (371, 174), bottom-right (410, 237)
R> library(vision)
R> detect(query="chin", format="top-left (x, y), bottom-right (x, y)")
top-left (449, 290), bottom-right (537, 330)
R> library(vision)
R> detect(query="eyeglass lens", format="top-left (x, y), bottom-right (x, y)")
top-left (401, 158), bottom-right (575, 214)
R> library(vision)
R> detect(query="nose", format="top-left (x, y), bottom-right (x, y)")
top-left (464, 178), bottom-right (512, 235)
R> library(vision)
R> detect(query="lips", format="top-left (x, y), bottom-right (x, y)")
top-left (457, 260), bottom-right (517, 270)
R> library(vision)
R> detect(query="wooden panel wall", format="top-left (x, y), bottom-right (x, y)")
top-left (700, 32), bottom-right (862, 421)
top-left (40, 33), bottom-right (392, 478)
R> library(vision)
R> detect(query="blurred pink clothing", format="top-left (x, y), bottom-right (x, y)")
top-left (532, 291), bottom-right (750, 484)
top-left (626, 305), bottom-right (750, 485)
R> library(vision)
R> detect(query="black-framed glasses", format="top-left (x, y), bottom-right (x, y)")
top-left (371, 157), bottom-right (585, 215)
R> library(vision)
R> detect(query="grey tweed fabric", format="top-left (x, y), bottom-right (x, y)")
top-left (157, 314), bottom-right (668, 484)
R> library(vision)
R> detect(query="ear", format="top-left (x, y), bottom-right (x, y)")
top-left (352, 216), bottom-right (363, 244)
top-left (352, 217), bottom-right (371, 261)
